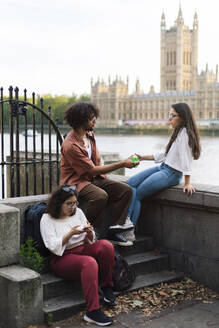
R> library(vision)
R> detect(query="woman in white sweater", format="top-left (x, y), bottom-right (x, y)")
top-left (125, 103), bottom-right (201, 240)
top-left (40, 185), bottom-right (115, 326)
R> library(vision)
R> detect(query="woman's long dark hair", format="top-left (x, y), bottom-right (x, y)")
top-left (47, 185), bottom-right (78, 219)
top-left (166, 103), bottom-right (201, 160)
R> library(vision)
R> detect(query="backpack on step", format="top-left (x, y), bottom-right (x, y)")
top-left (24, 202), bottom-right (50, 257)
top-left (113, 251), bottom-right (136, 291)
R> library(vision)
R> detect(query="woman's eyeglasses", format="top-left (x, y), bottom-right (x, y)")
top-left (62, 185), bottom-right (77, 193)
top-left (65, 201), bottom-right (79, 208)
top-left (168, 113), bottom-right (179, 119)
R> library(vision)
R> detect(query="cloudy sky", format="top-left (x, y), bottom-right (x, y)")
top-left (1, 0), bottom-right (219, 97)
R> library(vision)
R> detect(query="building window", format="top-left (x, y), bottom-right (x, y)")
top-left (199, 112), bottom-right (203, 119)
top-left (209, 112), bottom-right (212, 119)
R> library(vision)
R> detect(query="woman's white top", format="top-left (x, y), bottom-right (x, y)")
top-left (40, 207), bottom-right (94, 256)
top-left (153, 127), bottom-right (193, 175)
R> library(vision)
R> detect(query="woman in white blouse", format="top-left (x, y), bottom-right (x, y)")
top-left (125, 103), bottom-right (201, 238)
top-left (40, 185), bottom-right (115, 326)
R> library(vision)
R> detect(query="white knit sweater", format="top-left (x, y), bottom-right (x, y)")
top-left (40, 207), bottom-right (94, 256)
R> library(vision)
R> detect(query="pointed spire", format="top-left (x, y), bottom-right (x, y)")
top-left (161, 10), bottom-right (166, 29)
top-left (176, 3), bottom-right (184, 25)
top-left (193, 10), bottom-right (198, 29)
top-left (216, 65), bottom-right (218, 81)
top-left (206, 63), bottom-right (208, 73)
top-left (108, 75), bottom-right (111, 85)
top-left (90, 77), bottom-right (93, 87)
top-left (136, 78), bottom-right (140, 94)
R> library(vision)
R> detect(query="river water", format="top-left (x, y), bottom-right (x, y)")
top-left (1, 134), bottom-right (219, 198)
top-left (95, 135), bottom-right (219, 186)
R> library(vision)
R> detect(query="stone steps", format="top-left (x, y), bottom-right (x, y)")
top-left (42, 251), bottom-right (168, 301)
top-left (42, 235), bottom-right (184, 321)
top-left (43, 270), bottom-right (183, 322)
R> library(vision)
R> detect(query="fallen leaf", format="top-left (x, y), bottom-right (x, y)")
top-left (158, 291), bottom-right (169, 297)
top-left (131, 300), bottom-right (143, 308)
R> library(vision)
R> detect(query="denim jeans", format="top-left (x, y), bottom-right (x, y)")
top-left (126, 162), bottom-right (183, 226)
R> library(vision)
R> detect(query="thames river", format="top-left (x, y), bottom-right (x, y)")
top-left (0, 134), bottom-right (219, 196)
top-left (95, 134), bottom-right (219, 186)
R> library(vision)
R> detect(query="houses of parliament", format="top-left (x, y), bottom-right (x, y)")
top-left (91, 7), bottom-right (219, 127)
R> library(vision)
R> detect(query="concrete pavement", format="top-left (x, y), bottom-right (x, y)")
top-left (55, 299), bottom-right (219, 328)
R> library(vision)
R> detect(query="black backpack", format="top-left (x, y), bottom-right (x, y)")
top-left (113, 251), bottom-right (136, 291)
top-left (24, 202), bottom-right (50, 257)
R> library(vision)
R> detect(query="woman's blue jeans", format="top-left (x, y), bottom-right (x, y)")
top-left (126, 162), bottom-right (182, 226)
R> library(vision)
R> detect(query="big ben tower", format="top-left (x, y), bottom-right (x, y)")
top-left (160, 6), bottom-right (198, 91)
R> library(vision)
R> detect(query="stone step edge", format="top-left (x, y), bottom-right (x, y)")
top-left (126, 252), bottom-right (168, 266)
top-left (43, 270), bottom-right (184, 317)
top-left (42, 251), bottom-right (168, 286)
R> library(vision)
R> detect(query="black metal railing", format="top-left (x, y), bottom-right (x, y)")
top-left (0, 86), bottom-right (63, 199)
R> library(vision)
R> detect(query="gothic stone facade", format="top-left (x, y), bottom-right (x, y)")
top-left (91, 8), bottom-right (219, 127)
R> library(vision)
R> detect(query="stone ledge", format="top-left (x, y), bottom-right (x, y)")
top-left (110, 174), bottom-right (219, 210)
top-left (0, 265), bottom-right (44, 328)
top-left (0, 204), bottom-right (20, 267)
top-left (1, 194), bottom-right (48, 244)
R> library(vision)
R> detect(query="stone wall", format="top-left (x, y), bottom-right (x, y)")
top-left (136, 183), bottom-right (219, 292)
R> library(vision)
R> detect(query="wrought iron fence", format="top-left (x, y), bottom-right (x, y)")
top-left (0, 86), bottom-right (63, 199)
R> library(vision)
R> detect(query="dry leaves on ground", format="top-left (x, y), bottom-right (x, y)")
top-left (105, 277), bottom-right (218, 318)
top-left (27, 277), bottom-right (219, 327)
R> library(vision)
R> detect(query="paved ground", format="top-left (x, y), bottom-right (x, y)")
top-left (53, 300), bottom-right (219, 328)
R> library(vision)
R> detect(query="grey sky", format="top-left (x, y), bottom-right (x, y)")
top-left (0, 0), bottom-right (218, 96)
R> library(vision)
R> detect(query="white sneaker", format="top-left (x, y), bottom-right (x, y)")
top-left (122, 229), bottom-right (136, 242)
top-left (109, 217), bottom-right (134, 231)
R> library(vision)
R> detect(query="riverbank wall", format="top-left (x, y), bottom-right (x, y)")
top-left (58, 125), bottom-right (219, 136)
top-left (2, 125), bottom-right (219, 137)
top-left (0, 176), bottom-right (219, 327)
top-left (94, 126), bottom-right (219, 136)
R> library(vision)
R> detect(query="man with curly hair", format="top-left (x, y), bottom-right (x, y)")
top-left (60, 102), bottom-right (138, 246)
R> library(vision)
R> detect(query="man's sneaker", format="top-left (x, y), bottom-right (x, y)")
top-left (122, 228), bottom-right (136, 242)
top-left (102, 286), bottom-right (116, 305)
top-left (84, 309), bottom-right (113, 326)
top-left (109, 216), bottom-right (134, 232)
top-left (107, 232), bottom-right (133, 246)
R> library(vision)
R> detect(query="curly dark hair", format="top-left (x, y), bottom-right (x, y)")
top-left (47, 185), bottom-right (78, 219)
top-left (166, 103), bottom-right (201, 160)
top-left (64, 102), bottom-right (100, 129)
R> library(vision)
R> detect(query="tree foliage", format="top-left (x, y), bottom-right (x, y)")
top-left (0, 93), bottom-right (90, 127)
